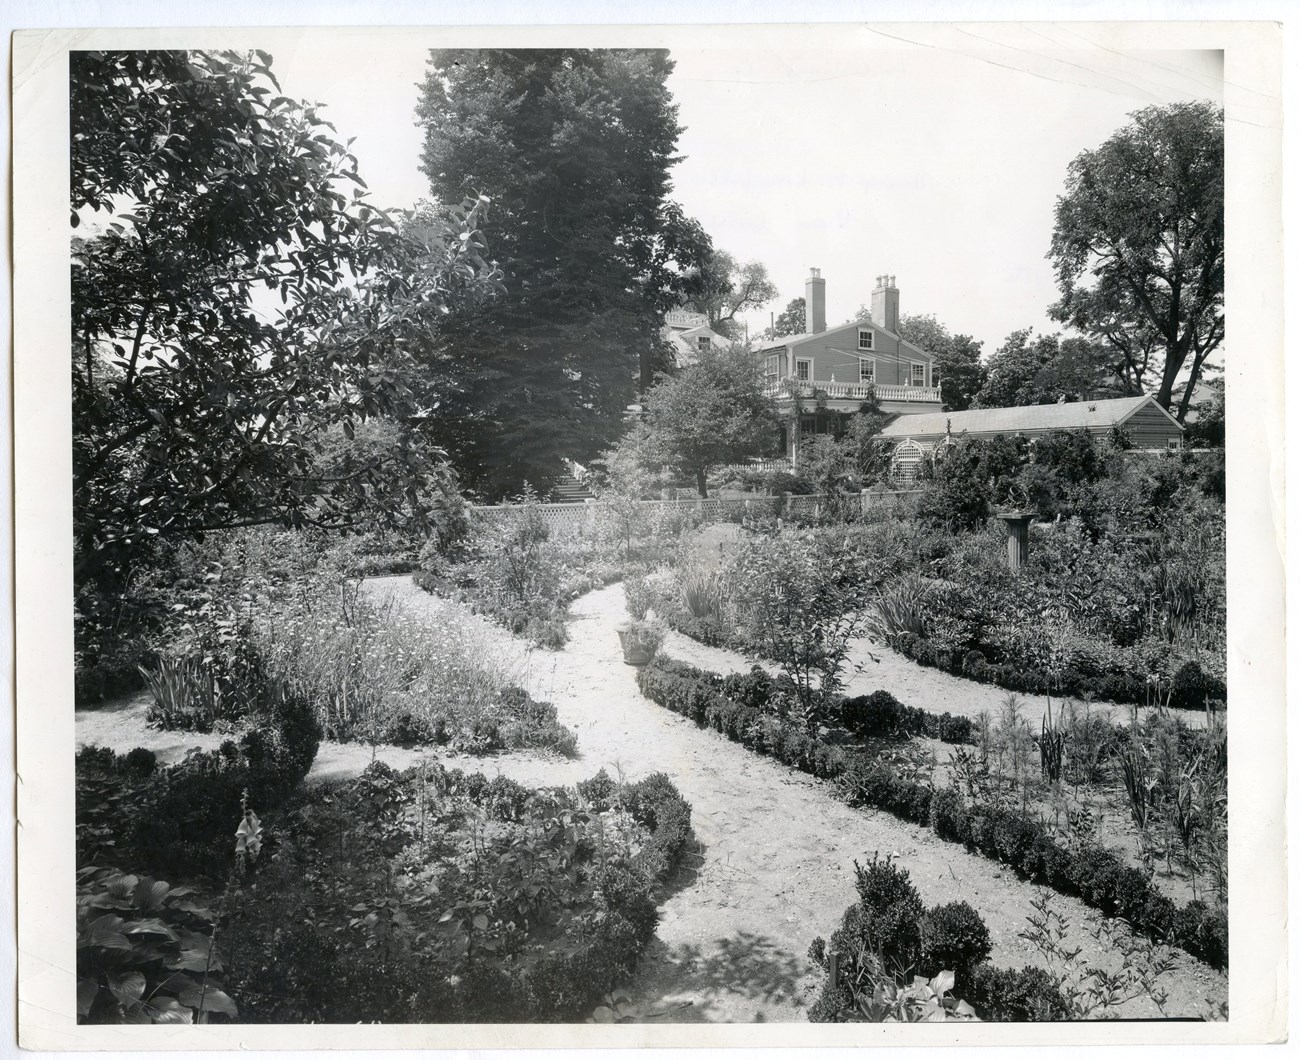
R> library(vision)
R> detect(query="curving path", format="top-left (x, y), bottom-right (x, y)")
top-left (77, 578), bottom-right (1224, 1022)
top-left (365, 577), bottom-right (1225, 1023)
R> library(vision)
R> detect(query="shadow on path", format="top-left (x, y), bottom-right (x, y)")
top-left (626, 929), bottom-right (810, 1023)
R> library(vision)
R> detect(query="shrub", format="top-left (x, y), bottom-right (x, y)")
top-left (964, 965), bottom-right (1070, 1022)
top-left (636, 656), bottom-right (1223, 973)
top-left (840, 690), bottom-right (905, 738)
top-left (930, 787), bottom-right (969, 843)
top-left (829, 855), bottom-right (926, 972)
top-left (730, 527), bottom-right (871, 730)
top-left (920, 902), bottom-right (992, 985)
top-left (1169, 659), bottom-right (1220, 711)
top-left (122, 746), bottom-right (158, 777)
top-left (78, 675), bottom-right (323, 879)
top-left (720, 666), bottom-right (774, 711)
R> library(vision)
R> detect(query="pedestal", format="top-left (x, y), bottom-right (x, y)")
top-left (995, 511), bottom-right (1037, 575)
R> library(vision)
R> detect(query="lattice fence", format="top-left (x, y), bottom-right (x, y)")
top-left (469, 489), bottom-right (919, 536)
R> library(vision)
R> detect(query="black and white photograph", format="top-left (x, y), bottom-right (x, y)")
top-left (11, 15), bottom-right (1287, 1048)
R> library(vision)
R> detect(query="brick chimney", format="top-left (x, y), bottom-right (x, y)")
top-left (871, 274), bottom-right (899, 333)
top-left (805, 268), bottom-right (826, 335)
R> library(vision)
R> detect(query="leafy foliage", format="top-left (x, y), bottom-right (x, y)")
top-left (217, 762), bottom-right (693, 1022)
top-left (1048, 101), bottom-right (1224, 421)
top-left (766, 297), bottom-right (806, 339)
top-left (686, 249), bottom-right (778, 339)
top-left (414, 49), bottom-right (712, 496)
top-left (730, 528), bottom-right (870, 729)
top-left (636, 344), bottom-right (780, 497)
top-left (77, 868), bottom-right (237, 1024)
top-left (72, 50), bottom-right (500, 584)
top-left (973, 329), bottom-right (1123, 409)
top-left (897, 314), bottom-right (986, 413)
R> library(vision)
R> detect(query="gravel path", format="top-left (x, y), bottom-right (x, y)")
top-left (76, 576), bottom-right (1226, 1023)
top-left (369, 577), bottom-right (1226, 1023)
top-left (663, 627), bottom-right (1203, 733)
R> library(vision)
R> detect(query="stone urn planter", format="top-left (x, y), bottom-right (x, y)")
top-left (616, 620), bottom-right (663, 666)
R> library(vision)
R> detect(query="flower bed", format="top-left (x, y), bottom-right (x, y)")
top-left (891, 632), bottom-right (1226, 712)
top-left (222, 762), bottom-right (693, 1023)
top-left (635, 655), bottom-right (1227, 972)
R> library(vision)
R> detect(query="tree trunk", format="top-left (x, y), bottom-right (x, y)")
top-left (695, 468), bottom-right (708, 499)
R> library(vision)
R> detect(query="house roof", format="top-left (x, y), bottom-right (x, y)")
top-left (879, 395), bottom-right (1182, 439)
top-left (755, 318), bottom-right (930, 360)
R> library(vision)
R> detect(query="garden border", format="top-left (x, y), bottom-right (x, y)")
top-left (635, 654), bottom-right (1227, 972)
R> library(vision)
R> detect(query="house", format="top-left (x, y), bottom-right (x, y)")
top-left (662, 309), bottom-right (729, 367)
top-left (879, 394), bottom-right (1186, 477)
top-left (756, 270), bottom-right (942, 461)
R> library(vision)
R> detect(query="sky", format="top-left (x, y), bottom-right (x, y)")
top-left (241, 27), bottom-right (1226, 355)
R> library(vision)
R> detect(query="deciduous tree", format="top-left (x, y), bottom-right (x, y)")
top-left (638, 344), bottom-right (779, 497)
top-left (688, 249), bottom-right (778, 339)
top-left (897, 314), bottom-right (987, 412)
top-left (71, 50), bottom-right (501, 584)
top-left (768, 297), bottom-right (807, 338)
top-left (1048, 101), bottom-right (1224, 422)
top-left (974, 329), bottom-right (1117, 408)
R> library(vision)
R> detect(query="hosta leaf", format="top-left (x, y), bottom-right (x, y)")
top-left (134, 878), bottom-right (170, 912)
top-left (80, 915), bottom-right (131, 950)
top-left (149, 996), bottom-right (193, 1024)
top-left (166, 934), bottom-right (214, 972)
top-left (76, 978), bottom-right (98, 1017)
top-left (591, 1006), bottom-right (616, 1023)
top-left (107, 971), bottom-right (146, 1003)
top-left (105, 875), bottom-right (139, 899)
top-left (121, 1001), bottom-right (153, 1024)
top-left (153, 971), bottom-right (197, 998)
top-left (124, 917), bottom-right (178, 940)
top-left (196, 986), bottom-right (238, 1017)
top-left (932, 970), bottom-right (955, 997)
top-left (169, 898), bottom-right (216, 919)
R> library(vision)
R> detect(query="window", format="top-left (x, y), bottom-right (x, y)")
top-left (796, 358), bottom-right (812, 381)
top-left (859, 358), bottom-right (875, 384)
top-left (931, 368), bottom-right (941, 390)
top-left (765, 355), bottom-right (781, 381)
top-left (857, 328), bottom-right (874, 350)
top-left (697, 336), bottom-right (711, 350)
top-left (910, 362), bottom-right (927, 387)
top-left (1167, 438), bottom-right (1183, 452)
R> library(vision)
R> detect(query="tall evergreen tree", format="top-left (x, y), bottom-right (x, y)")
top-left (415, 49), bottom-right (711, 498)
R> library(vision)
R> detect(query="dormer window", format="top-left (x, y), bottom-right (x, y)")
top-left (858, 329), bottom-right (875, 350)
top-left (697, 336), bottom-right (711, 350)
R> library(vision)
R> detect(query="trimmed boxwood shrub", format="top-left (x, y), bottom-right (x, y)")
top-left (636, 656), bottom-right (1225, 972)
top-left (839, 691), bottom-right (975, 744)
top-left (894, 631), bottom-right (1221, 712)
top-left (930, 787), bottom-right (969, 843)
top-left (809, 864), bottom-right (1066, 1023)
top-left (964, 964), bottom-right (1070, 1022)
top-left (920, 901), bottom-right (992, 986)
